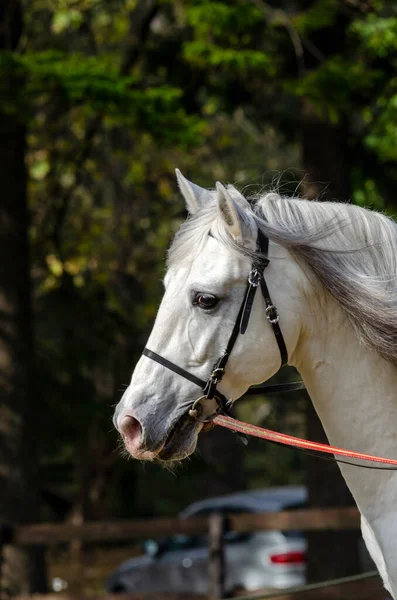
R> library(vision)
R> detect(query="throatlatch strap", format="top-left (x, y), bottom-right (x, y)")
top-left (244, 381), bottom-right (305, 395)
top-left (259, 277), bottom-right (288, 367)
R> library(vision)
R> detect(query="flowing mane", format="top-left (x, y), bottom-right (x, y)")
top-left (169, 190), bottom-right (397, 365)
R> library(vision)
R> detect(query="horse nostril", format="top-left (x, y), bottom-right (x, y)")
top-left (118, 414), bottom-right (158, 460)
top-left (119, 415), bottom-right (142, 445)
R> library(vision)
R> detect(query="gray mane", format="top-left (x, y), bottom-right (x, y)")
top-left (169, 191), bottom-right (397, 365)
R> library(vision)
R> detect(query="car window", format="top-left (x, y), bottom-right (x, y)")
top-left (283, 530), bottom-right (304, 539)
top-left (189, 505), bottom-right (253, 517)
top-left (163, 534), bottom-right (208, 552)
top-left (224, 531), bottom-right (249, 544)
top-left (161, 530), bottom-right (249, 552)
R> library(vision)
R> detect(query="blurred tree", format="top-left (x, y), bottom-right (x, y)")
top-left (1, 0), bottom-right (397, 588)
top-left (298, 1), bottom-right (360, 582)
top-left (21, 0), bottom-right (297, 524)
top-left (0, 0), bottom-right (47, 594)
top-left (13, 0), bottom-right (255, 527)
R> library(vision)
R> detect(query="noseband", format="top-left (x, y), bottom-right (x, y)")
top-left (143, 230), bottom-right (295, 428)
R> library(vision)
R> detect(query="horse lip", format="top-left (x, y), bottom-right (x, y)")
top-left (156, 413), bottom-right (203, 461)
top-left (143, 406), bottom-right (202, 460)
top-left (146, 411), bottom-right (193, 454)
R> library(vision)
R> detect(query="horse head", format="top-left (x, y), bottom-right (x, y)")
top-left (113, 171), bottom-right (305, 462)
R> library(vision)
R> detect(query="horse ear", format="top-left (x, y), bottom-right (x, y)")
top-left (216, 181), bottom-right (245, 240)
top-left (175, 169), bottom-right (206, 215)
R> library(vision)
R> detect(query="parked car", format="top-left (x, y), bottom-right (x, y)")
top-left (105, 486), bottom-right (307, 596)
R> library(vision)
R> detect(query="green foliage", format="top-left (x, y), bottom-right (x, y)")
top-left (182, 0), bottom-right (397, 174)
top-left (292, 0), bottom-right (339, 34)
top-left (186, 2), bottom-right (263, 36)
top-left (288, 56), bottom-right (382, 122)
top-left (351, 173), bottom-right (386, 211)
top-left (349, 11), bottom-right (397, 161)
top-left (351, 14), bottom-right (397, 58)
top-left (4, 0), bottom-right (397, 527)
top-left (364, 84), bottom-right (397, 161)
top-left (183, 0), bottom-right (278, 76)
top-left (183, 41), bottom-right (273, 73)
top-left (0, 50), bottom-right (201, 144)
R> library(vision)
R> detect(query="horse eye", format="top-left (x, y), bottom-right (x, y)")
top-left (194, 293), bottom-right (219, 310)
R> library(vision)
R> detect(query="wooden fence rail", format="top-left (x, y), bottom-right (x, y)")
top-left (1, 507), bottom-right (376, 600)
top-left (8, 506), bottom-right (361, 545)
top-left (236, 575), bottom-right (386, 600)
top-left (12, 575), bottom-right (388, 600)
top-left (14, 596), bottom-right (205, 600)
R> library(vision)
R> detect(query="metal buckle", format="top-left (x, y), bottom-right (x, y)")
top-left (265, 304), bottom-right (280, 324)
top-left (210, 367), bottom-right (225, 383)
top-left (248, 269), bottom-right (261, 287)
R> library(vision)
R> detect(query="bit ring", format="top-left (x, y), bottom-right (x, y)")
top-left (188, 396), bottom-right (217, 423)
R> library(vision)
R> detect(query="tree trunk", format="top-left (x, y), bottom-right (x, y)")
top-left (301, 102), bottom-right (360, 580)
top-left (0, 1), bottom-right (47, 595)
top-left (306, 402), bottom-right (360, 581)
top-left (301, 102), bottom-right (350, 202)
top-left (197, 406), bottom-right (247, 498)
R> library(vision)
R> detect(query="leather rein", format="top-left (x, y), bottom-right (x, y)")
top-left (143, 230), bottom-right (397, 469)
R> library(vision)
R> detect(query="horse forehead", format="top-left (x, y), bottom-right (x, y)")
top-left (193, 245), bottom-right (244, 279)
top-left (166, 239), bottom-right (248, 286)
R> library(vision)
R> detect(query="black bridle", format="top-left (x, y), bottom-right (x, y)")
top-left (140, 230), bottom-right (397, 471)
top-left (142, 230), bottom-right (305, 429)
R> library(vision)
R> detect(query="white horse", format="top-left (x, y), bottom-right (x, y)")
top-left (114, 170), bottom-right (397, 597)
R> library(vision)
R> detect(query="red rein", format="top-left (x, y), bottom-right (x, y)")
top-left (213, 414), bottom-right (397, 467)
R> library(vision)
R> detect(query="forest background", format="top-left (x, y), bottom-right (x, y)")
top-left (1, 0), bottom-right (397, 595)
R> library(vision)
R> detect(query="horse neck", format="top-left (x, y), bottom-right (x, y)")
top-left (292, 292), bottom-right (397, 518)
